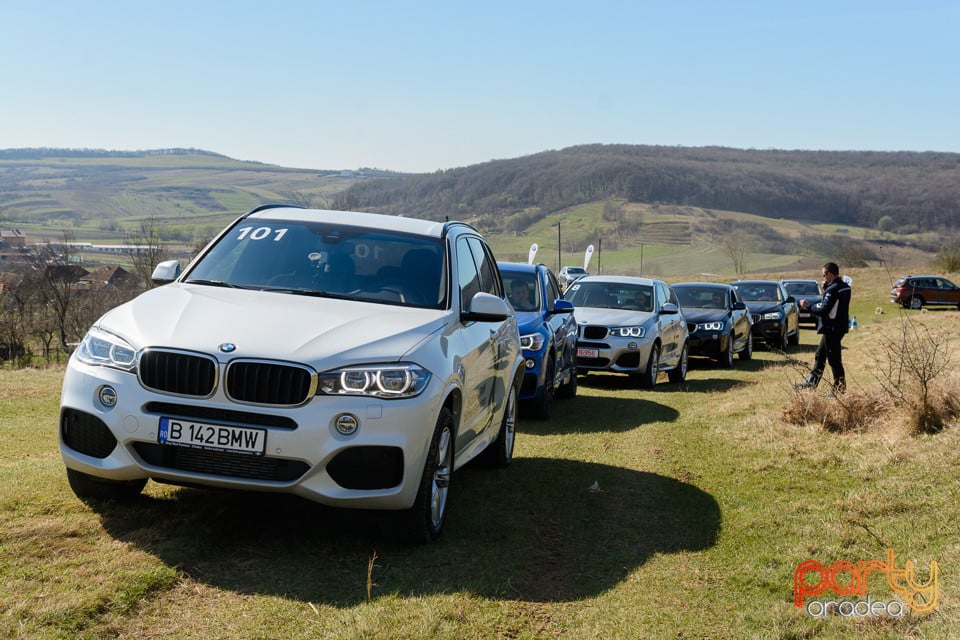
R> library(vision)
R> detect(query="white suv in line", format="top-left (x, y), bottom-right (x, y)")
top-left (59, 205), bottom-right (523, 543)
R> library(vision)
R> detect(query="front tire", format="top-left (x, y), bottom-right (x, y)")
top-left (66, 468), bottom-right (146, 502)
top-left (400, 407), bottom-right (454, 544)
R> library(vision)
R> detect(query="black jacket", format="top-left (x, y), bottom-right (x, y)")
top-left (810, 277), bottom-right (851, 336)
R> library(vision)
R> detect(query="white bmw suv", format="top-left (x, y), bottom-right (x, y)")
top-left (59, 205), bottom-right (523, 543)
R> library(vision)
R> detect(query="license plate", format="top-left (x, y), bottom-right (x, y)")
top-left (158, 417), bottom-right (266, 455)
top-left (577, 347), bottom-right (599, 358)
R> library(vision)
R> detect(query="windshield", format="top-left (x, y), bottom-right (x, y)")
top-left (784, 282), bottom-right (820, 296)
top-left (564, 281), bottom-right (654, 311)
top-left (185, 220), bottom-right (448, 308)
top-left (502, 271), bottom-right (541, 312)
top-left (675, 286), bottom-right (728, 309)
top-left (733, 284), bottom-right (781, 303)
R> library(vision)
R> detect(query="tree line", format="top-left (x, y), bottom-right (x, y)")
top-left (337, 144), bottom-right (960, 235)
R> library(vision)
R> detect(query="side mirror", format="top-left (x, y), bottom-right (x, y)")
top-left (551, 299), bottom-right (574, 314)
top-left (151, 260), bottom-right (181, 284)
top-left (463, 292), bottom-right (511, 322)
top-left (785, 295), bottom-right (796, 304)
top-left (660, 302), bottom-right (680, 315)
top-left (732, 301), bottom-right (746, 311)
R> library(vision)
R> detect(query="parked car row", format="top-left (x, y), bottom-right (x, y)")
top-left (62, 206), bottom-right (867, 545)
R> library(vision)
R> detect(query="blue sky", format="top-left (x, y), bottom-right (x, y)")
top-left (3, 1), bottom-right (958, 172)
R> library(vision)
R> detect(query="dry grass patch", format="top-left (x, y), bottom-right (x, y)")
top-left (782, 388), bottom-right (895, 433)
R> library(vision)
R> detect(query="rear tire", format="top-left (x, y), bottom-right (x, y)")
top-left (910, 296), bottom-right (924, 310)
top-left (717, 334), bottom-right (734, 368)
top-left (639, 345), bottom-right (660, 389)
top-left (530, 356), bottom-right (555, 419)
top-left (557, 366), bottom-right (578, 399)
top-left (738, 333), bottom-right (753, 361)
top-left (478, 376), bottom-right (518, 468)
top-left (399, 407), bottom-right (454, 544)
top-left (66, 468), bottom-right (146, 502)
top-left (667, 343), bottom-right (688, 383)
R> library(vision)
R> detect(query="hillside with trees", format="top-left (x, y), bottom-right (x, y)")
top-left (338, 144), bottom-right (960, 236)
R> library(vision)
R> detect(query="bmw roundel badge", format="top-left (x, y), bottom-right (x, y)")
top-left (219, 343), bottom-right (237, 353)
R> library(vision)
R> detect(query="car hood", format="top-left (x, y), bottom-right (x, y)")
top-left (96, 284), bottom-right (449, 366)
top-left (681, 308), bottom-right (728, 323)
top-left (742, 301), bottom-right (783, 315)
top-left (514, 310), bottom-right (544, 334)
top-left (574, 306), bottom-right (655, 326)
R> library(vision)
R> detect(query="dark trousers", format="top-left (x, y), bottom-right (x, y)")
top-left (812, 332), bottom-right (845, 383)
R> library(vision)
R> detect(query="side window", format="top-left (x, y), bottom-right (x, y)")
top-left (545, 270), bottom-right (561, 310)
top-left (466, 237), bottom-right (501, 297)
top-left (656, 283), bottom-right (670, 309)
top-left (456, 237), bottom-right (482, 310)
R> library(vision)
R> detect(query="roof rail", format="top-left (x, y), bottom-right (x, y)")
top-left (241, 203), bottom-right (303, 219)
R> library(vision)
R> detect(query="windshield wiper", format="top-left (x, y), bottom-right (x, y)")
top-left (185, 279), bottom-right (242, 289)
top-left (258, 287), bottom-right (354, 300)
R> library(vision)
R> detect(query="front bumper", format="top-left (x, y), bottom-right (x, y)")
top-left (58, 360), bottom-right (442, 510)
top-left (750, 319), bottom-right (784, 346)
top-left (687, 331), bottom-right (730, 358)
top-left (518, 347), bottom-right (547, 401)
top-left (574, 336), bottom-right (655, 374)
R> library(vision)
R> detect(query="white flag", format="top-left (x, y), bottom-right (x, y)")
top-left (528, 243), bottom-right (539, 265)
top-left (583, 244), bottom-right (595, 271)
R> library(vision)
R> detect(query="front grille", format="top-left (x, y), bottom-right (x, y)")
top-left (225, 360), bottom-right (315, 406)
top-left (61, 409), bottom-right (117, 458)
top-left (582, 325), bottom-right (608, 340)
top-left (139, 349), bottom-right (217, 397)
top-left (133, 442), bottom-right (309, 482)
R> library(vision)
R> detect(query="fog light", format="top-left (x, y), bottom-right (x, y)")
top-left (627, 342), bottom-right (638, 351)
top-left (525, 358), bottom-right (535, 369)
top-left (98, 385), bottom-right (118, 408)
top-left (334, 413), bottom-right (359, 436)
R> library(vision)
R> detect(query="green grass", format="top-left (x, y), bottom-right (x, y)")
top-left (2, 272), bottom-right (958, 638)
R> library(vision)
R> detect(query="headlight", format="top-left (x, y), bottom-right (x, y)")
top-left (318, 363), bottom-right (431, 399)
top-left (519, 333), bottom-right (545, 351)
top-left (763, 311), bottom-right (783, 320)
top-left (610, 326), bottom-right (645, 338)
top-left (697, 321), bottom-right (724, 331)
top-left (75, 327), bottom-right (138, 371)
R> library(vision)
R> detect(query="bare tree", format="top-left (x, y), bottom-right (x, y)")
top-left (33, 232), bottom-right (83, 353)
top-left (126, 216), bottom-right (170, 288)
top-left (870, 315), bottom-right (955, 433)
top-left (723, 230), bottom-right (752, 276)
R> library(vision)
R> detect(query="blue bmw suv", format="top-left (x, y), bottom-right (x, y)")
top-left (498, 262), bottom-right (578, 418)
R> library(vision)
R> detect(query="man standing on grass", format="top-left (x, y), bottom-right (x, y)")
top-left (794, 262), bottom-right (851, 395)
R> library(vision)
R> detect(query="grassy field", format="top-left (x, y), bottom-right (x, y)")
top-left (1, 267), bottom-right (958, 639)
